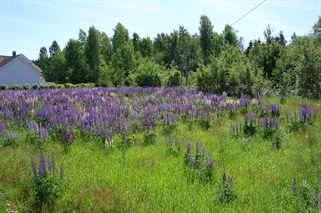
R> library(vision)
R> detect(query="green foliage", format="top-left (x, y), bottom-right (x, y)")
top-left (40, 85), bottom-right (48, 89)
top-left (0, 84), bottom-right (7, 90)
top-left (30, 16), bottom-right (321, 99)
top-left (86, 26), bottom-right (101, 83)
top-left (33, 173), bottom-right (61, 208)
top-left (143, 129), bottom-right (156, 146)
top-left (134, 61), bottom-right (162, 87)
top-left (32, 84), bottom-right (38, 89)
top-left (199, 15), bottom-right (214, 65)
top-left (167, 70), bottom-right (181, 87)
top-left (166, 139), bottom-right (181, 157)
top-left (113, 133), bottom-right (135, 152)
top-left (11, 84), bottom-right (20, 90)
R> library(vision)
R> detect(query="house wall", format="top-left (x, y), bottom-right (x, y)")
top-left (0, 57), bottom-right (41, 87)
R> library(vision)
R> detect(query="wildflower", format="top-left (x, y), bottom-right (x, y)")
top-left (310, 187), bottom-right (315, 205)
top-left (60, 164), bottom-right (64, 180)
top-left (31, 155), bottom-right (38, 183)
top-left (186, 140), bottom-right (192, 154)
top-left (39, 154), bottom-right (47, 178)
top-left (222, 166), bottom-right (226, 184)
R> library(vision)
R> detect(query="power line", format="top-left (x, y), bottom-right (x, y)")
top-left (231, 0), bottom-right (267, 26)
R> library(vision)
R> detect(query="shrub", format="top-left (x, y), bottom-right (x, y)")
top-left (40, 85), bottom-right (48, 89)
top-left (64, 83), bottom-right (74, 88)
top-left (134, 61), bottom-right (162, 87)
top-left (56, 84), bottom-right (65, 89)
top-left (11, 84), bottom-right (20, 90)
top-left (31, 153), bottom-right (64, 212)
top-left (49, 84), bottom-right (57, 89)
top-left (0, 84), bottom-right (7, 90)
top-left (32, 84), bottom-right (38, 89)
top-left (143, 129), bottom-right (156, 146)
top-left (167, 71), bottom-right (181, 87)
top-left (22, 83), bottom-right (30, 90)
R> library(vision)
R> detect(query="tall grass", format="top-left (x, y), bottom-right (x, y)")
top-left (0, 88), bottom-right (321, 212)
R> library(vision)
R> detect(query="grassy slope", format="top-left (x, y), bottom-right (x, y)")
top-left (1, 97), bottom-right (321, 212)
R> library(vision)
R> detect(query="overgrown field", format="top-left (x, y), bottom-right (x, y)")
top-left (0, 87), bottom-right (321, 212)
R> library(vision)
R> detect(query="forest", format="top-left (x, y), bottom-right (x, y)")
top-left (35, 15), bottom-right (321, 99)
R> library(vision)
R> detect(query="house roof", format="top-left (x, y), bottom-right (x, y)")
top-left (0, 54), bottom-right (42, 73)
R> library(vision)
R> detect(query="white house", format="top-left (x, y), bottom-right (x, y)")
top-left (0, 51), bottom-right (54, 88)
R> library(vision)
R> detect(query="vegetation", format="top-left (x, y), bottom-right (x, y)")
top-left (34, 16), bottom-right (321, 99)
top-left (0, 87), bottom-right (320, 212)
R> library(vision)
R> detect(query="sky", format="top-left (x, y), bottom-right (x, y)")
top-left (0, 0), bottom-right (320, 61)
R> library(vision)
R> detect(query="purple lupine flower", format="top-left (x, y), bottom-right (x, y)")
top-left (31, 155), bottom-right (38, 183)
top-left (186, 140), bottom-right (192, 154)
top-left (206, 154), bottom-right (214, 169)
top-left (231, 123), bottom-right (235, 132)
top-left (193, 156), bottom-right (197, 170)
top-left (222, 166), bottom-right (226, 184)
top-left (286, 109), bottom-right (289, 122)
top-left (38, 127), bottom-right (48, 142)
top-left (240, 95), bottom-right (250, 108)
top-left (39, 154), bottom-right (47, 178)
top-left (47, 156), bottom-right (51, 172)
top-left (300, 103), bottom-right (309, 122)
top-left (166, 139), bottom-right (172, 148)
top-left (292, 178), bottom-right (297, 196)
top-left (310, 187), bottom-right (315, 205)
top-left (189, 154), bottom-right (193, 168)
top-left (7, 132), bottom-right (18, 140)
top-left (318, 190), bottom-right (321, 210)
top-left (228, 178), bottom-right (233, 189)
top-left (175, 138), bottom-right (179, 146)
top-left (60, 164), bottom-right (64, 180)
top-left (199, 145), bottom-right (205, 156)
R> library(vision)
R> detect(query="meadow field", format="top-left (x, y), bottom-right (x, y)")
top-left (0, 87), bottom-right (321, 212)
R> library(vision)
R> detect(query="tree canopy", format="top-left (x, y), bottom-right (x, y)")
top-left (35, 15), bottom-right (321, 98)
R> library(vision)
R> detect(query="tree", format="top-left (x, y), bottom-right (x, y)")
top-left (139, 37), bottom-right (154, 58)
top-left (199, 15), bottom-right (214, 66)
top-left (65, 39), bottom-right (89, 84)
top-left (49, 40), bottom-right (61, 58)
top-left (296, 37), bottom-right (321, 98)
top-left (85, 26), bottom-right (101, 83)
top-left (112, 23), bottom-right (130, 53)
top-left (100, 32), bottom-right (112, 65)
top-left (110, 42), bottom-right (136, 86)
top-left (78, 29), bottom-right (87, 47)
top-left (36, 47), bottom-right (49, 74)
top-left (48, 52), bottom-right (67, 83)
top-left (132, 32), bottom-right (140, 52)
top-left (222, 24), bottom-right (238, 47)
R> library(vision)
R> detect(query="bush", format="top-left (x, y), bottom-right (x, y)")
top-left (22, 83), bottom-right (30, 90)
top-left (64, 83), bottom-right (74, 88)
top-left (11, 84), bottom-right (20, 90)
top-left (32, 84), bottom-right (38, 89)
top-left (134, 61), bottom-right (162, 87)
top-left (49, 84), bottom-right (57, 89)
top-left (0, 84), bottom-right (7, 90)
top-left (40, 85), bottom-right (48, 89)
top-left (167, 71), bottom-right (181, 87)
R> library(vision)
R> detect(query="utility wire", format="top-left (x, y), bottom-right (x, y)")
top-left (231, 0), bottom-right (267, 26)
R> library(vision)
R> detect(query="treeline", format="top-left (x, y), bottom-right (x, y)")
top-left (35, 15), bottom-right (321, 98)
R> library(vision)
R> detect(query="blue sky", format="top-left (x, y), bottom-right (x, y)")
top-left (1, 0), bottom-right (320, 61)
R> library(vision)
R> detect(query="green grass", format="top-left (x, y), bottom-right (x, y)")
top-left (1, 96), bottom-right (321, 212)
